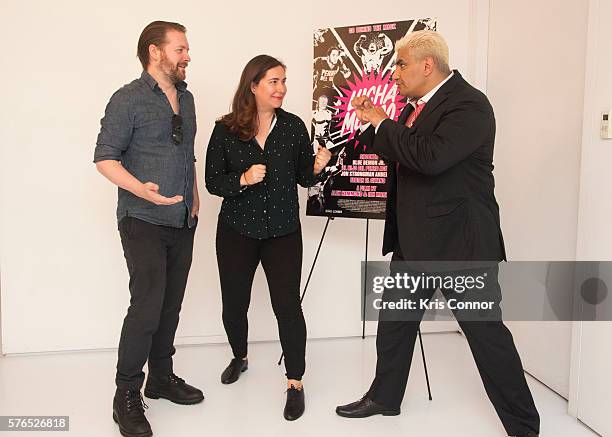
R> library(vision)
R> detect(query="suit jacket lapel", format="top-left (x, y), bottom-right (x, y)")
top-left (408, 70), bottom-right (462, 129)
top-left (397, 103), bottom-right (413, 125)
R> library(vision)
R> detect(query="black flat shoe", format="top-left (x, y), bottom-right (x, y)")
top-left (144, 373), bottom-right (204, 405)
top-left (336, 396), bottom-right (400, 418)
top-left (283, 386), bottom-right (305, 421)
top-left (221, 358), bottom-right (248, 384)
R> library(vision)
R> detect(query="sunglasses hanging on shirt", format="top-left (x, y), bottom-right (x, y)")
top-left (172, 114), bottom-right (183, 145)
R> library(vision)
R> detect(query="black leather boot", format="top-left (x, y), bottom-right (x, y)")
top-left (144, 373), bottom-right (204, 405)
top-left (283, 385), bottom-right (305, 421)
top-left (221, 358), bottom-right (248, 384)
top-left (112, 388), bottom-right (152, 437)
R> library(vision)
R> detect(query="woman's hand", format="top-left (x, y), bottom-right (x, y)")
top-left (314, 146), bottom-right (332, 175)
top-left (241, 164), bottom-right (267, 185)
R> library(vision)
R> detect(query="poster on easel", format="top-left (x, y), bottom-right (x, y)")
top-left (306, 17), bottom-right (437, 219)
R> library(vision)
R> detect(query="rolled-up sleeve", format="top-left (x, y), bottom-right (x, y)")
top-left (93, 90), bottom-right (133, 163)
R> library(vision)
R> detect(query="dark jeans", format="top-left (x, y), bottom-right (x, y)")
top-left (216, 219), bottom-right (306, 380)
top-left (115, 216), bottom-right (196, 390)
top-left (367, 251), bottom-right (540, 436)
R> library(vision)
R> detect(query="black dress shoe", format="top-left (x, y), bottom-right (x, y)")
top-left (112, 388), bottom-right (152, 437)
top-left (511, 433), bottom-right (539, 437)
top-left (284, 386), bottom-right (305, 421)
top-left (221, 358), bottom-right (248, 384)
top-left (336, 396), bottom-right (400, 418)
top-left (144, 373), bottom-right (204, 405)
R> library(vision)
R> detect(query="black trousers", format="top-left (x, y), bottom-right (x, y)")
top-left (367, 252), bottom-right (540, 436)
top-left (216, 219), bottom-right (306, 380)
top-left (115, 216), bottom-right (196, 390)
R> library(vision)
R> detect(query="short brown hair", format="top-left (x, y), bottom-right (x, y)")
top-left (137, 21), bottom-right (186, 70)
top-left (220, 55), bottom-right (286, 141)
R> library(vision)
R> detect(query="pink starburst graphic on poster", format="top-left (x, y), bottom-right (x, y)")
top-left (334, 70), bottom-right (407, 149)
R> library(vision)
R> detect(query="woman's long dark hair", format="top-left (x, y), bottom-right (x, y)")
top-left (220, 55), bottom-right (286, 141)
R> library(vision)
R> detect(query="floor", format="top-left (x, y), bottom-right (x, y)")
top-left (0, 333), bottom-right (599, 437)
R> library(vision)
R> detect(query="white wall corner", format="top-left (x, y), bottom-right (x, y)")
top-left (568, 321), bottom-right (583, 417)
top-left (576, 0), bottom-right (601, 260)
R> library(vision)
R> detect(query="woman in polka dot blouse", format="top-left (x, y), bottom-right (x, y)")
top-left (205, 54), bottom-right (332, 421)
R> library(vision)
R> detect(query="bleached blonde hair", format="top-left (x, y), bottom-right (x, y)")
top-left (395, 30), bottom-right (451, 74)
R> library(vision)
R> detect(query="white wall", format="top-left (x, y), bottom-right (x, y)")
top-left (489, 0), bottom-right (587, 262)
top-left (570, 0), bottom-right (612, 434)
top-left (571, 322), bottom-right (612, 436)
top-left (485, 0), bottom-right (588, 398)
top-left (0, 0), bottom-right (488, 354)
top-left (576, 3), bottom-right (612, 259)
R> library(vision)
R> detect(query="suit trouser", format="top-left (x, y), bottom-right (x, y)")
top-left (367, 253), bottom-right (540, 436)
top-left (115, 216), bottom-right (196, 390)
top-left (215, 218), bottom-right (306, 380)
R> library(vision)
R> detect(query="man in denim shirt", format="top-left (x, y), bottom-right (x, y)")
top-left (94, 21), bottom-right (203, 437)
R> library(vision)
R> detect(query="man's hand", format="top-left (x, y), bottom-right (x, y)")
top-left (192, 165), bottom-right (200, 218)
top-left (314, 146), bottom-right (332, 175)
top-left (191, 190), bottom-right (200, 218)
top-left (363, 104), bottom-right (389, 127)
top-left (242, 164), bottom-right (266, 186)
top-left (95, 160), bottom-right (184, 206)
top-left (352, 96), bottom-right (373, 124)
top-left (139, 182), bottom-right (184, 205)
top-left (352, 96), bottom-right (389, 127)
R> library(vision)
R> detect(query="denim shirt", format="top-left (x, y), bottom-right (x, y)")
top-left (94, 70), bottom-right (197, 228)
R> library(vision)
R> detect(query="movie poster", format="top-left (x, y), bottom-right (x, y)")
top-left (306, 18), bottom-right (437, 219)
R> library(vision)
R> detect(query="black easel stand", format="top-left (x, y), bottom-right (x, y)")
top-left (360, 219), bottom-right (432, 401)
top-left (418, 327), bottom-right (433, 400)
top-left (277, 216), bottom-right (433, 401)
top-left (362, 219), bottom-right (369, 338)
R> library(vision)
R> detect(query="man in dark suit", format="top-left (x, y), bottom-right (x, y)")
top-left (335, 31), bottom-right (540, 437)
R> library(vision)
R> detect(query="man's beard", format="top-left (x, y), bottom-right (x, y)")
top-left (160, 54), bottom-right (186, 84)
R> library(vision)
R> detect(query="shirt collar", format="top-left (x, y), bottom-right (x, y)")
top-left (274, 107), bottom-right (289, 119)
top-left (262, 112), bottom-right (281, 137)
top-left (251, 110), bottom-right (283, 145)
top-left (409, 71), bottom-right (454, 108)
top-left (140, 70), bottom-right (188, 93)
top-left (269, 113), bottom-right (278, 133)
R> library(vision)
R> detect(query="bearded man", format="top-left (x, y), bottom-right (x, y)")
top-left (94, 20), bottom-right (203, 437)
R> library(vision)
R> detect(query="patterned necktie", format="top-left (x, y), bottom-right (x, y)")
top-left (406, 100), bottom-right (426, 128)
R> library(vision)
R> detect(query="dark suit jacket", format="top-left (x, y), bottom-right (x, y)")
top-left (357, 71), bottom-right (506, 261)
